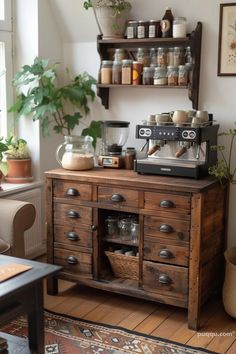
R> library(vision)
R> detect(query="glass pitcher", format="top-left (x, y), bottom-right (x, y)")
top-left (56, 135), bottom-right (94, 171)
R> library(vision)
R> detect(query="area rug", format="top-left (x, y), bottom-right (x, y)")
top-left (1, 309), bottom-right (218, 354)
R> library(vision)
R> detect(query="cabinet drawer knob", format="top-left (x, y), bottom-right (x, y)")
top-left (67, 256), bottom-right (78, 265)
top-left (159, 224), bottom-right (173, 233)
top-left (159, 249), bottom-right (174, 259)
top-left (111, 194), bottom-right (125, 202)
top-left (66, 232), bottom-right (79, 241)
top-left (66, 188), bottom-right (80, 197)
top-left (158, 274), bottom-right (172, 284)
top-left (91, 225), bottom-right (97, 231)
top-left (160, 200), bottom-right (174, 209)
top-left (67, 210), bottom-right (80, 218)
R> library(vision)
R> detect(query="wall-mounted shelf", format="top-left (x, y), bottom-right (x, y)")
top-left (96, 22), bottom-right (202, 110)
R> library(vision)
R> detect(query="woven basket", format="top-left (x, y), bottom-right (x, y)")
top-left (223, 247), bottom-right (236, 318)
top-left (105, 251), bottom-right (138, 280)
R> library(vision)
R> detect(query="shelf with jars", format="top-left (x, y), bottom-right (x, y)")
top-left (96, 22), bottom-right (202, 110)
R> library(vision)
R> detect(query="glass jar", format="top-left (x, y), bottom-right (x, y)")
top-left (173, 47), bottom-right (185, 66)
top-left (112, 60), bottom-right (122, 84)
top-left (114, 48), bottom-right (126, 61)
top-left (121, 59), bottom-right (132, 84)
top-left (148, 20), bottom-right (158, 38)
top-left (105, 216), bottom-right (119, 239)
top-left (178, 65), bottom-right (188, 86)
top-left (167, 66), bottom-right (178, 86)
top-left (154, 66), bottom-right (167, 85)
top-left (119, 218), bottom-right (132, 241)
top-left (173, 17), bottom-right (187, 38)
top-left (167, 47), bottom-right (174, 66)
top-left (142, 67), bottom-right (154, 85)
top-left (137, 20), bottom-right (148, 39)
top-left (157, 47), bottom-right (168, 67)
top-left (185, 46), bottom-right (193, 64)
top-left (130, 221), bottom-right (139, 244)
top-left (126, 20), bottom-right (138, 39)
top-left (100, 60), bottom-right (113, 84)
top-left (136, 48), bottom-right (150, 67)
top-left (132, 62), bottom-right (143, 85)
top-left (149, 48), bottom-right (157, 65)
top-left (124, 147), bottom-right (136, 170)
top-left (56, 135), bottom-right (94, 171)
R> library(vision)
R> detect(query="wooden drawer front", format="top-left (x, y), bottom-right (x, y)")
top-left (144, 237), bottom-right (189, 266)
top-left (54, 248), bottom-right (92, 276)
top-left (98, 186), bottom-right (139, 208)
top-left (53, 180), bottom-right (92, 201)
top-left (54, 203), bottom-right (92, 227)
top-left (144, 192), bottom-right (191, 215)
top-left (144, 216), bottom-right (190, 243)
top-left (54, 226), bottom-right (92, 249)
top-left (143, 261), bottom-right (188, 299)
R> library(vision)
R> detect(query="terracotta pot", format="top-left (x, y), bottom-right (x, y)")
top-left (5, 158), bottom-right (33, 183)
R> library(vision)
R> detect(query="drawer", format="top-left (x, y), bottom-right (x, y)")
top-left (54, 248), bottom-right (92, 277)
top-left (54, 225), bottom-right (92, 249)
top-left (144, 237), bottom-right (189, 266)
top-left (144, 192), bottom-right (191, 216)
top-left (98, 186), bottom-right (139, 208)
top-left (53, 180), bottom-right (92, 201)
top-left (54, 203), bottom-right (92, 227)
top-left (143, 261), bottom-right (188, 299)
top-left (144, 216), bottom-right (190, 243)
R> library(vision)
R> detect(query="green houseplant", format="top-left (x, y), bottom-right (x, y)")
top-left (83, 0), bottom-right (131, 39)
top-left (0, 137), bottom-right (8, 177)
top-left (9, 57), bottom-right (102, 147)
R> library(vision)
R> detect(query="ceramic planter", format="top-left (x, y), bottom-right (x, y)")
top-left (5, 158), bottom-right (33, 183)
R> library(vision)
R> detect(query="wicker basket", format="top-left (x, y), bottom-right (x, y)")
top-left (105, 251), bottom-right (139, 280)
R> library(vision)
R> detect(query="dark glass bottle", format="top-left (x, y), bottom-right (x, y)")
top-left (161, 7), bottom-right (174, 38)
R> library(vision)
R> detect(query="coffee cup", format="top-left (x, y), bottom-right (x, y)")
top-left (171, 110), bottom-right (188, 125)
top-left (155, 113), bottom-right (170, 125)
top-left (191, 116), bottom-right (201, 128)
top-left (195, 110), bottom-right (209, 123)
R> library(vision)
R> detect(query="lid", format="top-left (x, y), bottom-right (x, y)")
top-left (138, 20), bottom-right (148, 24)
top-left (143, 67), bottom-right (155, 72)
top-left (127, 20), bottom-right (138, 24)
top-left (174, 16), bottom-right (187, 21)
top-left (115, 48), bottom-right (125, 52)
top-left (102, 60), bottom-right (113, 65)
top-left (113, 60), bottom-right (122, 65)
top-left (149, 19), bottom-right (158, 23)
top-left (178, 65), bottom-right (186, 69)
top-left (103, 121), bottom-right (130, 128)
top-left (122, 59), bottom-right (133, 65)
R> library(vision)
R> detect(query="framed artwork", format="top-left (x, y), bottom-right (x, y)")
top-left (218, 3), bottom-right (236, 76)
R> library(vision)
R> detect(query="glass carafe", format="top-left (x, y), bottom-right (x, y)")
top-left (56, 135), bottom-right (94, 171)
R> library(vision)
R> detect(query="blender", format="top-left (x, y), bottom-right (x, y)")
top-left (98, 121), bottom-right (130, 168)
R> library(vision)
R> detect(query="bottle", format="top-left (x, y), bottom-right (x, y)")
top-left (173, 17), bottom-right (187, 38)
top-left (161, 7), bottom-right (174, 38)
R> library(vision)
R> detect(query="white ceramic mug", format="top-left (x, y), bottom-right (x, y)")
top-left (171, 110), bottom-right (188, 124)
top-left (195, 110), bottom-right (209, 123)
top-left (191, 116), bottom-right (202, 128)
top-left (155, 113), bottom-right (170, 125)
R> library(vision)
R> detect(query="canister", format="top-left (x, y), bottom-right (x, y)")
top-left (101, 60), bottom-right (113, 84)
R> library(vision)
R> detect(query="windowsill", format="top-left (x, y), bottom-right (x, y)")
top-left (0, 180), bottom-right (44, 196)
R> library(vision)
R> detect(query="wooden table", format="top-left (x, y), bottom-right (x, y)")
top-left (0, 255), bottom-right (61, 354)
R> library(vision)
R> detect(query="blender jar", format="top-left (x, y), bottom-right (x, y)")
top-left (102, 121), bottom-right (130, 155)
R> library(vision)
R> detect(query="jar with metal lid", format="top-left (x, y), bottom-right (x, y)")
top-left (132, 61), bottom-right (143, 85)
top-left (114, 48), bottom-right (126, 61)
top-left (173, 17), bottom-right (187, 38)
top-left (149, 48), bottom-right (157, 65)
top-left (124, 147), bottom-right (136, 170)
top-left (101, 60), bottom-right (113, 84)
top-left (136, 48), bottom-right (150, 67)
top-left (112, 61), bottom-right (122, 84)
top-left (126, 20), bottom-right (138, 39)
top-left (105, 215), bottom-right (119, 239)
top-left (137, 20), bottom-right (148, 39)
top-left (167, 66), bottom-right (178, 86)
top-left (173, 47), bottom-right (185, 66)
top-left (167, 47), bottom-right (174, 66)
top-left (148, 20), bottom-right (158, 38)
top-left (154, 66), bottom-right (167, 85)
top-left (178, 65), bottom-right (188, 86)
top-left (157, 47), bottom-right (168, 67)
top-left (142, 67), bottom-right (154, 85)
top-left (185, 46), bottom-right (193, 64)
top-left (121, 59), bottom-right (132, 85)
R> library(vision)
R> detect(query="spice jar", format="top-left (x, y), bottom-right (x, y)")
top-left (101, 60), bottom-right (113, 84)
top-left (148, 20), bottom-right (158, 38)
top-left (149, 48), bottom-right (157, 65)
top-left (167, 47), bottom-right (174, 66)
top-left (157, 47), bottom-right (168, 67)
top-left (167, 66), bottom-right (178, 86)
top-left (173, 47), bottom-right (185, 66)
top-left (185, 46), bottom-right (193, 64)
top-left (142, 67), bottom-right (154, 85)
top-left (154, 66), bottom-right (167, 85)
top-left (112, 61), bottom-right (122, 84)
top-left (173, 17), bottom-right (187, 38)
top-left (114, 48), bottom-right (126, 61)
top-left (132, 62), bottom-right (143, 85)
top-left (126, 20), bottom-right (138, 39)
top-left (137, 20), bottom-right (148, 38)
top-left (136, 48), bottom-right (150, 67)
top-left (124, 147), bottom-right (136, 170)
top-left (178, 65), bottom-right (188, 86)
top-left (121, 59), bottom-right (132, 84)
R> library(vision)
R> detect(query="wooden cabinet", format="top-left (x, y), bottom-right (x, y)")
top-left (97, 22), bottom-right (202, 109)
top-left (45, 168), bottom-right (227, 330)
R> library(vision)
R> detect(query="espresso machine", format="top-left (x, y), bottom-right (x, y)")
top-left (134, 114), bottom-right (219, 179)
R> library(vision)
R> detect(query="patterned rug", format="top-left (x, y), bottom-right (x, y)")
top-left (1, 310), bottom-right (218, 354)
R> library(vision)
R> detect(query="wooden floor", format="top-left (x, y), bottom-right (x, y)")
top-left (44, 279), bottom-right (236, 354)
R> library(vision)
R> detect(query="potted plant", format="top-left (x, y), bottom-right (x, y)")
top-left (0, 137), bottom-right (8, 189)
top-left (83, 0), bottom-right (132, 39)
top-left (4, 136), bottom-right (33, 183)
top-left (8, 57), bottom-right (102, 147)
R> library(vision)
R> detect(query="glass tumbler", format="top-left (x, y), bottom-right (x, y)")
top-left (119, 218), bottom-right (132, 241)
top-left (130, 221), bottom-right (139, 244)
top-left (105, 216), bottom-right (119, 239)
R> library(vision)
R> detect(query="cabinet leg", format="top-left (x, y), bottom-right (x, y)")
top-left (47, 276), bottom-right (58, 295)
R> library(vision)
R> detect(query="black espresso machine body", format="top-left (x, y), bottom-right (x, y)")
top-left (134, 121), bottom-right (219, 179)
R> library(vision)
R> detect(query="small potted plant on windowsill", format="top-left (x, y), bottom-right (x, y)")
top-left (83, 0), bottom-right (132, 39)
top-left (0, 137), bottom-right (9, 190)
top-left (4, 136), bottom-right (33, 183)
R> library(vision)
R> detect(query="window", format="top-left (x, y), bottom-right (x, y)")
top-left (0, 0), bottom-right (13, 137)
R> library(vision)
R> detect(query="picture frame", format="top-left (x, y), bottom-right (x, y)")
top-left (218, 3), bottom-right (236, 76)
